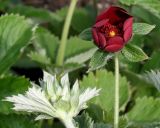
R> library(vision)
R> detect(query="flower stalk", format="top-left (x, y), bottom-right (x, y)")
top-left (56, 0), bottom-right (78, 66)
top-left (114, 53), bottom-right (119, 128)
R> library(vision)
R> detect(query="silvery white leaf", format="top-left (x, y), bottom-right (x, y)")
top-left (35, 114), bottom-right (53, 120)
top-left (78, 88), bottom-right (100, 110)
top-left (43, 71), bottom-right (56, 98)
top-left (61, 74), bottom-right (70, 101)
top-left (5, 86), bottom-right (57, 118)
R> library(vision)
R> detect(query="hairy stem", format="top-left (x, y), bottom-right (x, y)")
top-left (56, 0), bottom-right (78, 66)
top-left (114, 53), bottom-right (119, 128)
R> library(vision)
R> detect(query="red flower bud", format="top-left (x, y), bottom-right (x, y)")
top-left (92, 6), bottom-right (133, 52)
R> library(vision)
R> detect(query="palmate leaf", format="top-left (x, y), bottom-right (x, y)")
top-left (127, 97), bottom-right (160, 124)
top-left (122, 44), bottom-right (148, 62)
top-left (80, 70), bottom-right (129, 116)
top-left (0, 76), bottom-right (30, 114)
top-left (0, 114), bottom-right (38, 128)
top-left (0, 14), bottom-right (32, 75)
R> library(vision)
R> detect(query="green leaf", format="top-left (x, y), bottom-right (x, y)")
top-left (142, 51), bottom-right (160, 71)
top-left (65, 36), bottom-right (95, 59)
top-left (88, 50), bottom-right (114, 72)
top-left (134, 0), bottom-right (160, 20)
top-left (119, 0), bottom-right (136, 6)
top-left (0, 14), bottom-right (32, 75)
top-left (75, 112), bottom-right (94, 128)
top-left (133, 23), bottom-right (155, 35)
top-left (122, 44), bottom-right (148, 62)
top-left (79, 28), bottom-right (92, 41)
top-left (0, 76), bottom-right (30, 114)
top-left (28, 52), bottom-right (51, 65)
top-left (0, 114), bottom-right (38, 128)
top-left (94, 123), bottom-right (112, 128)
top-left (144, 70), bottom-right (160, 91)
top-left (80, 70), bottom-right (129, 116)
top-left (120, 0), bottom-right (160, 21)
top-left (127, 122), bottom-right (160, 128)
top-left (8, 5), bottom-right (62, 23)
top-left (55, 7), bottom-right (95, 32)
top-left (72, 8), bottom-right (95, 32)
top-left (65, 48), bottom-right (97, 64)
top-left (31, 27), bottom-right (59, 63)
top-left (86, 104), bottom-right (106, 122)
top-left (127, 97), bottom-right (160, 123)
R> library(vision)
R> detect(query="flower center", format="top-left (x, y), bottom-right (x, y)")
top-left (100, 24), bottom-right (120, 38)
top-left (109, 30), bottom-right (116, 37)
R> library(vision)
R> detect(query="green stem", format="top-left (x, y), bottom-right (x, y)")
top-left (56, 0), bottom-right (78, 66)
top-left (114, 53), bottom-right (119, 128)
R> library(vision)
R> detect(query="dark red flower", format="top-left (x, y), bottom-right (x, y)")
top-left (92, 6), bottom-right (133, 52)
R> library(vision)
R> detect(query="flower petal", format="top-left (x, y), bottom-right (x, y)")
top-left (92, 28), bottom-right (99, 46)
top-left (97, 33), bottom-right (107, 48)
top-left (94, 19), bottom-right (109, 28)
top-left (104, 44), bottom-right (124, 52)
top-left (96, 6), bottom-right (131, 24)
top-left (123, 26), bottom-right (132, 43)
top-left (104, 36), bottom-right (124, 52)
top-left (123, 17), bottom-right (133, 31)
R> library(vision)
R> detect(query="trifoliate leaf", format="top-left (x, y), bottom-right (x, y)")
top-left (88, 50), bottom-right (114, 72)
top-left (122, 44), bottom-right (148, 62)
top-left (133, 23), bottom-right (155, 35)
top-left (0, 14), bottom-right (32, 75)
